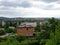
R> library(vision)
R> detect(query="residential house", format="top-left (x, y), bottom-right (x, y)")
top-left (16, 24), bottom-right (35, 37)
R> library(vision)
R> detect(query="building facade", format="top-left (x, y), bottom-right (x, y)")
top-left (16, 24), bottom-right (35, 37)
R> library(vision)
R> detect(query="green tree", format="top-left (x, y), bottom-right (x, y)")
top-left (48, 17), bottom-right (58, 32)
top-left (5, 28), bottom-right (16, 33)
top-left (45, 32), bottom-right (56, 45)
top-left (0, 30), bottom-right (6, 35)
top-left (35, 21), bottom-right (40, 32)
top-left (4, 22), bottom-right (10, 29)
top-left (20, 40), bottom-right (39, 45)
top-left (15, 35), bottom-right (26, 42)
top-left (55, 21), bottom-right (60, 45)
top-left (0, 36), bottom-right (20, 45)
top-left (42, 23), bottom-right (50, 30)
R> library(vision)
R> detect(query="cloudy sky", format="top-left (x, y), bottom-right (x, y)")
top-left (0, 0), bottom-right (60, 18)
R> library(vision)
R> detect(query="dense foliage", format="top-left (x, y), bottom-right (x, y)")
top-left (0, 18), bottom-right (60, 45)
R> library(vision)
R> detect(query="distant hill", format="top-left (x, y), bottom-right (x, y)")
top-left (0, 17), bottom-right (49, 22)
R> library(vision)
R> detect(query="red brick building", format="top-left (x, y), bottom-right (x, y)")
top-left (16, 24), bottom-right (35, 37)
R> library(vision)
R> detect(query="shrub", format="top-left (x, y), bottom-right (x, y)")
top-left (0, 30), bottom-right (6, 35)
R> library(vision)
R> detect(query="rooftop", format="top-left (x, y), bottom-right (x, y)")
top-left (17, 24), bottom-right (34, 28)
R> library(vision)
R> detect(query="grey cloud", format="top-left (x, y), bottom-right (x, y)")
top-left (0, 8), bottom-right (24, 17)
top-left (20, 1), bottom-right (31, 8)
top-left (0, 7), bottom-right (12, 10)
top-left (0, 10), bottom-right (20, 15)
top-left (0, 10), bottom-right (25, 17)
top-left (42, 5), bottom-right (60, 10)
top-left (43, 5), bottom-right (53, 10)
top-left (0, 1), bottom-right (31, 7)
top-left (38, 0), bottom-right (58, 3)
top-left (0, 11), bottom-right (14, 15)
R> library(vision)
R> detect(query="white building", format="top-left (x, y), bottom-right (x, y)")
top-left (20, 22), bottom-right (37, 27)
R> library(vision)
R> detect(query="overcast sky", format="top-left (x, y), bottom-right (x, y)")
top-left (0, 0), bottom-right (60, 18)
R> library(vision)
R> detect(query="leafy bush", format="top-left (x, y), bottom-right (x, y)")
top-left (5, 28), bottom-right (16, 33)
top-left (15, 35), bottom-right (26, 42)
top-left (0, 30), bottom-right (6, 35)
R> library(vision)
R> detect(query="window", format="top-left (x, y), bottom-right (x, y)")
top-left (27, 28), bottom-right (29, 30)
